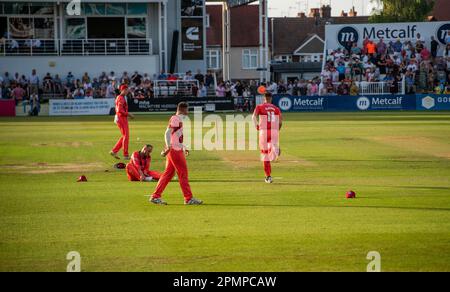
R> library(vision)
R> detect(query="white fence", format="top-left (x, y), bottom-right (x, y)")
top-left (153, 80), bottom-right (200, 97)
top-left (332, 78), bottom-right (406, 95)
top-left (0, 38), bottom-right (153, 56)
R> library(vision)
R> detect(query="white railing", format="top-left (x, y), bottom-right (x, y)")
top-left (0, 39), bottom-right (57, 56)
top-left (60, 38), bottom-right (153, 56)
top-left (332, 78), bottom-right (406, 95)
top-left (153, 80), bottom-right (199, 97)
top-left (0, 38), bottom-right (153, 56)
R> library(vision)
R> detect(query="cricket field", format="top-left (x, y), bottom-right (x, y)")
top-left (0, 112), bottom-right (449, 272)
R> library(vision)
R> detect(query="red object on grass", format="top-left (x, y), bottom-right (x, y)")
top-left (346, 190), bottom-right (356, 199)
top-left (77, 175), bottom-right (88, 182)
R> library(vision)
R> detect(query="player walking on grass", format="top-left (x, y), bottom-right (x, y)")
top-left (110, 84), bottom-right (134, 160)
top-left (126, 144), bottom-right (162, 182)
top-left (252, 92), bottom-right (282, 184)
top-left (149, 102), bottom-right (203, 206)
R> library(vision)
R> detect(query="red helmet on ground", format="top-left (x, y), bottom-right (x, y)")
top-left (114, 163), bottom-right (126, 170)
top-left (346, 190), bottom-right (356, 199)
top-left (77, 175), bottom-right (88, 182)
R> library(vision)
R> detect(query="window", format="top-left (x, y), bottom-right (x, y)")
top-left (34, 18), bottom-right (54, 39)
top-left (9, 18), bottom-right (33, 39)
top-left (4, 3), bottom-right (29, 14)
top-left (207, 49), bottom-right (221, 70)
top-left (30, 3), bottom-right (54, 15)
top-left (84, 3), bottom-right (105, 15)
top-left (106, 3), bottom-right (126, 15)
top-left (299, 54), bottom-right (322, 63)
top-left (276, 55), bottom-right (292, 63)
top-left (205, 14), bottom-right (210, 28)
top-left (127, 3), bottom-right (147, 15)
top-left (242, 49), bottom-right (258, 69)
top-left (127, 18), bottom-right (146, 39)
top-left (66, 18), bottom-right (86, 39)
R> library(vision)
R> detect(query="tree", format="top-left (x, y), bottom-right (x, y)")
top-left (369, 0), bottom-right (435, 23)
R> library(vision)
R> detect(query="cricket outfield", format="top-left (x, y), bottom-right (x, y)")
top-left (0, 112), bottom-right (449, 271)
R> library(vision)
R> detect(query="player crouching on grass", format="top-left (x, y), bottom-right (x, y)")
top-left (252, 92), bottom-right (282, 184)
top-left (126, 144), bottom-right (162, 182)
top-left (149, 102), bottom-right (203, 206)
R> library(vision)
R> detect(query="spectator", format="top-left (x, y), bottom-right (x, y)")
top-left (43, 72), bottom-right (53, 92)
top-left (431, 36), bottom-right (439, 60)
top-left (29, 69), bottom-right (39, 94)
top-left (11, 84), bottom-right (25, 105)
top-left (131, 71), bottom-right (143, 86)
top-left (194, 70), bottom-right (204, 84)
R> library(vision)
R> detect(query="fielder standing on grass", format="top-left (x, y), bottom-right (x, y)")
top-left (149, 102), bottom-right (203, 206)
top-left (253, 92), bottom-right (282, 184)
top-left (110, 84), bottom-right (134, 160)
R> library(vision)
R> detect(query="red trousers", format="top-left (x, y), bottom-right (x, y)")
top-left (152, 149), bottom-right (193, 202)
top-left (126, 163), bottom-right (161, 181)
top-left (112, 117), bottom-right (129, 157)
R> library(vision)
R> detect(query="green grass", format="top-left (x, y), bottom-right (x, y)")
top-left (0, 112), bottom-right (449, 272)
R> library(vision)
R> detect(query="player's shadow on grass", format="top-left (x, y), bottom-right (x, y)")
top-left (200, 203), bottom-right (450, 212)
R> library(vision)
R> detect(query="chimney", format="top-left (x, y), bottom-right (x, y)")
top-left (340, 10), bottom-right (348, 17)
top-left (349, 6), bottom-right (358, 17)
top-left (320, 5), bottom-right (332, 19)
top-left (309, 8), bottom-right (320, 18)
top-left (297, 12), bottom-right (307, 18)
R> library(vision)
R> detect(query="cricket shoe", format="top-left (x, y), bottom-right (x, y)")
top-left (150, 197), bottom-right (168, 205)
top-left (265, 176), bottom-right (273, 184)
top-left (185, 198), bottom-right (204, 205)
top-left (110, 151), bottom-right (120, 160)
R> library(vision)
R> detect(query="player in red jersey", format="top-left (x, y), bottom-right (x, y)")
top-left (149, 102), bottom-right (203, 205)
top-left (126, 144), bottom-right (162, 182)
top-left (252, 92), bottom-right (283, 184)
top-left (110, 84), bottom-right (134, 160)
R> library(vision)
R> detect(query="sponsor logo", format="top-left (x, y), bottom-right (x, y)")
top-left (371, 96), bottom-right (403, 108)
top-left (363, 25), bottom-right (417, 41)
top-left (337, 26), bottom-right (359, 47)
top-left (293, 97), bottom-right (324, 109)
top-left (278, 97), bottom-right (292, 111)
top-left (186, 27), bottom-right (200, 41)
top-left (356, 97), bottom-right (370, 110)
top-left (422, 96), bottom-right (435, 110)
top-left (437, 23), bottom-right (450, 45)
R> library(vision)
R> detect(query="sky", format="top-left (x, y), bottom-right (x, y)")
top-left (268, 0), bottom-right (377, 17)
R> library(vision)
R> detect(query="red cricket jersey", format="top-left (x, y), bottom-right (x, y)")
top-left (130, 151), bottom-right (152, 174)
top-left (254, 102), bottom-right (282, 131)
top-left (115, 95), bottom-right (128, 118)
top-left (168, 115), bottom-right (184, 150)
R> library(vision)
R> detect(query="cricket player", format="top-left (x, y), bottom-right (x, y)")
top-left (110, 84), bottom-right (134, 160)
top-left (252, 92), bottom-right (282, 184)
top-left (149, 102), bottom-right (203, 205)
top-left (126, 144), bottom-right (162, 182)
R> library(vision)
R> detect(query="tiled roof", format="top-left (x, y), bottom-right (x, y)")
top-left (206, 4), bottom-right (260, 47)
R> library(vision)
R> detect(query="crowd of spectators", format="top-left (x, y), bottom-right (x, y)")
top-left (319, 33), bottom-right (450, 95)
top-left (2, 32), bottom-right (450, 109)
top-left (0, 69), bottom-right (221, 103)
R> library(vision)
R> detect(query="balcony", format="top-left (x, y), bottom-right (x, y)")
top-left (0, 38), bottom-right (153, 56)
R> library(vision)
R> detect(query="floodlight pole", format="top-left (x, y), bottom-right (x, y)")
top-left (259, 0), bottom-right (270, 83)
top-left (222, 2), bottom-right (231, 81)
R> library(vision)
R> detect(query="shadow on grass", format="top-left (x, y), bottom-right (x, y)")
top-left (168, 203), bottom-right (450, 212)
